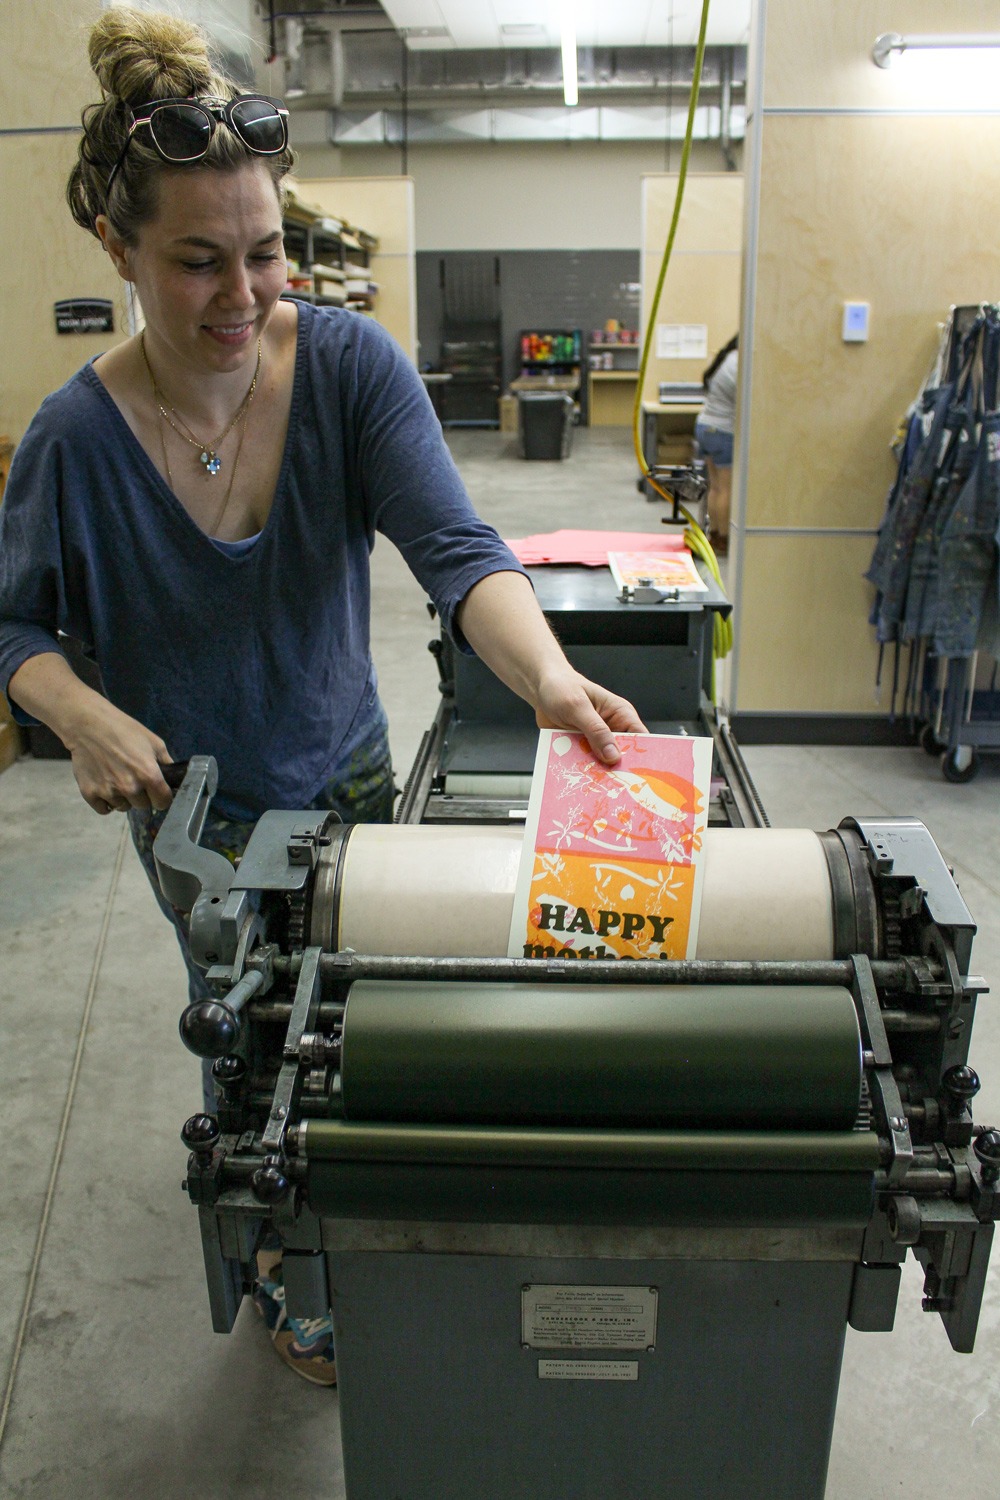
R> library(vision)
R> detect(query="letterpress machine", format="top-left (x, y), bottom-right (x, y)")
top-left (157, 740), bottom-right (998, 1500)
top-left (157, 560), bottom-right (998, 1499)
top-left (398, 560), bottom-right (762, 829)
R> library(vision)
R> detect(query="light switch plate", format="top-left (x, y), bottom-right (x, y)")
top-left (842, 301), bottom-right (870, 342)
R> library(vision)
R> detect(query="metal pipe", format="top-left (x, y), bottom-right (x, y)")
top-left (874, 1166), bottom-right (964, 1196)
top-left (719, 47), bottom-right (737, 171)
top-left (249, 1000), bottom-right (346, 1026)
top-left (222, 968), bottom-right (266, 1017)
top-left (882, 1009), bottom-right (941, 1033)
top-left (295, 953), bottom-right (919, 990)
top-left (251, 991), bottom-right (933, 1040)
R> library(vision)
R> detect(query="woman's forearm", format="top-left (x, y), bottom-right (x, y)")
top-left (454, 571), bottom-right (569, 702)
top-left (8, 651), bottom-right (173, 813)
top-left (455, 571), bottom-right (646, 763)
top-left (7, 651), bottom-right (102, 743)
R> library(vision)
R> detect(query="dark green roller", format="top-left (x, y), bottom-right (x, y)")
top-left (339, 982), bottom-right (862, 1131)
top-left (303, 1120), bottom-right (879, 1173)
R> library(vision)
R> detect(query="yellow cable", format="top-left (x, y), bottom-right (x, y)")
top-left (630, 0), bottom-right (733, 680)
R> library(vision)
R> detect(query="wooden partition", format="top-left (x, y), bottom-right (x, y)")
top-left (0, 3), bottom-right (128, 445)
top-left (640, 175), bottom-right (744, 404)
top-left (732, 0), bottom-right (1000, 732)
top-left (293, 177), bottom-right (417, 362)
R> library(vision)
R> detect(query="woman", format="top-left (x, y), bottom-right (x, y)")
top-left (0, 10), bottom-right (644, 1385)
top-left (694, 334), bottom-right (738, 555)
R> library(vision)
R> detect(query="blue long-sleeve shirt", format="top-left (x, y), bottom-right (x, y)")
top-left (0, 302), bottom-right (523, 814)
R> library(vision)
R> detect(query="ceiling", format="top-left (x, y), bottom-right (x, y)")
top-left (378, 1), bottom-right (752, 51)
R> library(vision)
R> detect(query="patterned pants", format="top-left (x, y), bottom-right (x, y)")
top-left (129, 732), bottom-right (395, 1110)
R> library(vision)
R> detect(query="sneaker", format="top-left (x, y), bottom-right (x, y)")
top-left (253, 1251), bottom-right (338, 1387)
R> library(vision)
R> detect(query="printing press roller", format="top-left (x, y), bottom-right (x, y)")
top-left (156, 758), bottom-right (999, 1500)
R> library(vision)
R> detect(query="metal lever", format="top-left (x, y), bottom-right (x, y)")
top-left (179, 969), bottom-right (266, 1058)
top-left (161, 759), bottom-right (191, 791)
top-left (152, 754), bottom-right (235, 913)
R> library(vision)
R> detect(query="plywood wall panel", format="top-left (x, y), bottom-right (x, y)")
top-left (642, 175), bottom-right (744, 255)
top-left (745, 112), bottom-right (1000, 532)
top-left (762, 0), bottom-right (1000, 111)
top-left (734, 0), bottom-right (1000, 719)
top-left (641, 253), bottom-right (742, 401)
top-left (0, 137), bottom-right (127, 442)
top-left (360, 254), bottom-right (417, 361)
top-left (294, 177), bottom-right (416, 360)
top-left (736, 534), bottom-right (883, 714)
top-left (0, 0), bottom-right (99, 130)
top-left (640, 175), bottom-right (744, 405)
top-left (302, 177), bottom-right (415, 259)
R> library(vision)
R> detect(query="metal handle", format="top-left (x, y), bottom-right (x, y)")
top-left (152, 754), bottom-right (235, 912)
top-left (161, 759), bottom-right (191, 791)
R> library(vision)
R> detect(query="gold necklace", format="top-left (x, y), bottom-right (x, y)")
top-left (141, 331), bottom-right (261, 476)
top-left (155, 400), bottom-right (253, 538)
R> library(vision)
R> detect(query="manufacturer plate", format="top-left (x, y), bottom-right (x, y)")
top-left (538, 1360), bottom-right (639, 1381)
top-left (521, 1284), bottom-right (658, 1350)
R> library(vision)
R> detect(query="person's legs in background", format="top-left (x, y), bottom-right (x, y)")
top-left (694, 424), bottom-right (734, 554)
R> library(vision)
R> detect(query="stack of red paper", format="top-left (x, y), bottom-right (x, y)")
top-left (505, 528), bottom-right (689, 566)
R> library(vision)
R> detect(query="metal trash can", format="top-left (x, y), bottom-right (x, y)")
top-left (518, 391), bottom-right (574, 460)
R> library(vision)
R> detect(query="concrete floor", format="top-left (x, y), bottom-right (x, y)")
top-left (1, 426), bottom-right (998, 1497)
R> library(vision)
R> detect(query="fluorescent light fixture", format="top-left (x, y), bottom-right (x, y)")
top-left (873, 31), bottom-right (1000, 67)
top-left (559, 2), bottom-right (578, 108)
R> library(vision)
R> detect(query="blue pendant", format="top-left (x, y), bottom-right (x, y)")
top-left (201, 450), bottom-right (222, 476)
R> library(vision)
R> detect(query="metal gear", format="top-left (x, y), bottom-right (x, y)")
top-left (285, 889), bottom-right (309, 953)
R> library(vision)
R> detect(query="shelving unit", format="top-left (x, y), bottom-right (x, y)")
top-left (281, 188), bottom-right (380, 315)
top-left (585, 330), bottom-right (640, 427)
top-left (586, 333), bottom-right (640, 372)
top-left (511, 328), bottom-right (583, 420)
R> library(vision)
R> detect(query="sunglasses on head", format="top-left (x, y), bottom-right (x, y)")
top-left (105, 93), bottom-right (289, 196)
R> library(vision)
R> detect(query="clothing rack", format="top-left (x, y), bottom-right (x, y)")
top-left (866, 304), bottom-right (1000, 782)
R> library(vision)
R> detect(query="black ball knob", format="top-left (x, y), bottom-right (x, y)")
top-left (179, 1000), bottom-right (240, 1058)
top-left (251, 1156), bottom-right (290, 1205)
top-left (211, 1054), bottom-right (247, 1087)
top-left (943, 1064), bottom-right (981, 1114)
top-left (974, 1129), bottom-right (1000, 1184)
top-left (181, 1113), bottom-right (220, 1157)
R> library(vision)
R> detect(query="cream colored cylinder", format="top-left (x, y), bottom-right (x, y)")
top-left (695, 829), bottom-right (834, 960)
top-left (338, 824), bottom-right (524, 956)
top-left (338, 826), bottom-right (836, 960)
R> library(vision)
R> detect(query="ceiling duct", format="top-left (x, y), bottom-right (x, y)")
top-left (274, 9), bottom-right (398, 104)
top-left (276, 26), bottom-right (745, 108)
top-left (329, 103), bottom-right (746, 147)
top-left (270, 15), bottom-right (746, 150)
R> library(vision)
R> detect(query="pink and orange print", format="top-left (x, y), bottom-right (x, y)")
top-left (509, 732), bottom-right (713, 962)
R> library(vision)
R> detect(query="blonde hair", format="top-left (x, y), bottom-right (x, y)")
top-left (67, 7), bottom-right (292, 243)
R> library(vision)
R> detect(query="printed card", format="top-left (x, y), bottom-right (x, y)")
top-left (607, 551), bottom-right (707, 594)
top-left (508, 731), bottom-right (713, 961)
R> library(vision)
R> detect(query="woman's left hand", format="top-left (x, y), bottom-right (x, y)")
top-left (534, 668), bottom-right (647, 765)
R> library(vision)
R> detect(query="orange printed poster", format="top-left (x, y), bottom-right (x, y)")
top-left (508, 731), bottom-right (713, 962)
top-left (608, 551), bottom-right (707, 593)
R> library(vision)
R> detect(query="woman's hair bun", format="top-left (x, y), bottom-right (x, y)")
top-left (68, 8), bottom-right (292, 243)
top-left (89, 7), bottom-right (215, 104)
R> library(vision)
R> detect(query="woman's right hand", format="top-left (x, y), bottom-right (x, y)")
top-left (7, 653), bottom-right (174, 816)
top-left (65, 698), bottom-right (174, 815)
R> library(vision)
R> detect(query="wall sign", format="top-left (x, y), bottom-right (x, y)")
top-left (54, 299), bottom-right (114, 335)
top-left (655, 322), bottom-right (708, 359)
